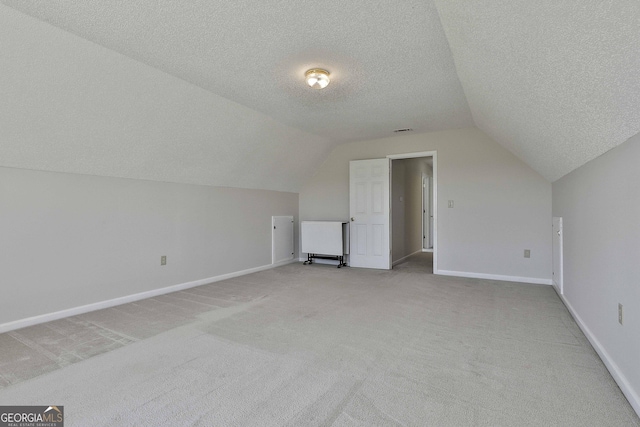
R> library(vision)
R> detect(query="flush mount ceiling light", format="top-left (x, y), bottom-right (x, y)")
top-left (305, 68), bottom-right (330, 89)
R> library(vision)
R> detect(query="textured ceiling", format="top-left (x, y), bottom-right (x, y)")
top-left (434, 0), bottom-right (640, 181)
top-left (3, 1), bottom-right (639, 187)
top-left (1, 0), bottom-right (473, 142)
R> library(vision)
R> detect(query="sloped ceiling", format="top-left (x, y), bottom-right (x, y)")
top-left (2, 1), bottom-right (639, 188)
top-left (0, 5), bottom-right (333, 193)
top-left (434, 0), bottom-right (640, 181)
top-left (0, 0), bottom-right (473, 142)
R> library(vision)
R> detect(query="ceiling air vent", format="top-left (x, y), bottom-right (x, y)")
top-left (393, 128), bottom-right (413, 133)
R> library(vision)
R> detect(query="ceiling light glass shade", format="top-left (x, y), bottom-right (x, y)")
top-left (305, 68), bottom-right (330, 89)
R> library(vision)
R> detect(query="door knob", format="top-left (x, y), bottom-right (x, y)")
top-left (351, 217), bottom-right (355, 221)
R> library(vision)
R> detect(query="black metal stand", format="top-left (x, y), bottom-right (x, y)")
top-left (303, 253), bottom-right (347, 268)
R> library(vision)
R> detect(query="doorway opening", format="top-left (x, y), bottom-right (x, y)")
top-left (388, 152), bottom-right (437, 273)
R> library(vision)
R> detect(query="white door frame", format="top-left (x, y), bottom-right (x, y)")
top-left (387, 151), bottom-right (438, 273)
top-left (552, 217), bottom-right (563, 295)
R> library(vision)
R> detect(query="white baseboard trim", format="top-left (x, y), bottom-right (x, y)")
top-left (436, 269), bottom-right (552, 285)
top-left (0, 259), bottom-right (297, 335)
top-left (392, 250), bottom-right (423, 266)
top-left (555, 289), bottom-right (640, 417)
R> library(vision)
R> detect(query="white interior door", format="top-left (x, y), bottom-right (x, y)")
top-left (552, 217), bottom-right (563, 294)
top-left (349, 159), bottom-right (390, 269)
top-left (272, 216), bottom-right (294, 264)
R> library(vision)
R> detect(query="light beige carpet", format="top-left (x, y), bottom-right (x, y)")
top-left (0, 254), bottom-right (638, 426)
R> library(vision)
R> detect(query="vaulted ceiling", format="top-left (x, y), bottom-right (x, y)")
top-left (435, 1), bottom-right (640, 182)
top-left (2, 0), bottom-right (639, 188)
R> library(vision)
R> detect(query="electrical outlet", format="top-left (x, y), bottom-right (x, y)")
top-left (161, 256), bottom-right (167, 266)
top-left (524, 249), bottom-right (530, 258)
top-left (618, 303), bottom-right (623, 325)
top-left (448, 200), bottom-right (454, 208)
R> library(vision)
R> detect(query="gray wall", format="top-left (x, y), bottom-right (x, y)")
top-left (300, 128), bottom-right (552, 281)
top-left (0, 5), bottom-right (305, 329)
top-left (0, 167), bottom-right (298, 325)
top-left (552, 132), bottom-right (640, 409)
top-left (391, 161), bottom-right (407, 262)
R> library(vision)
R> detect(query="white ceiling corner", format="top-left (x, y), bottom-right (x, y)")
top-left (434, 0), bottom-right (640, 182)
